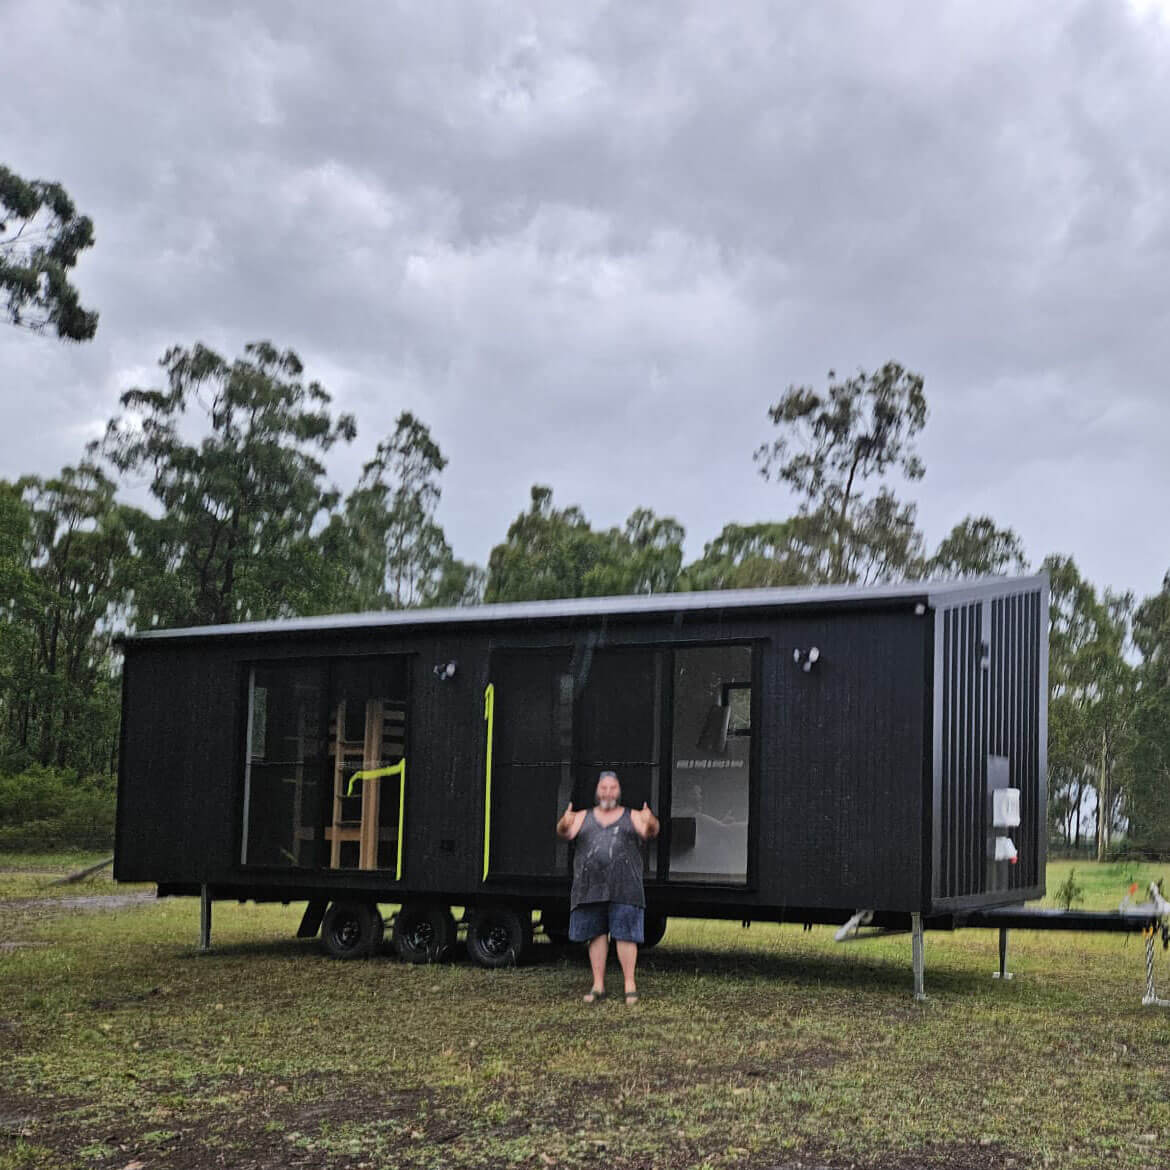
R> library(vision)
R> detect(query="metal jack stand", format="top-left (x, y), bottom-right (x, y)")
top-left (911, 913), bottom-right (926, 1001)
top-left (1142, 927), bottom-right (1170, 1008)
top-left (199, 884), bottom-right (212, 952)
top-left (993, 927), bottom-right (1013, 980)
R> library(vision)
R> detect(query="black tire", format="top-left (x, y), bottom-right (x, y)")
top-left (642, 913), bottom-right (668, 949)
top-left (466, 905), bottom-right (532, 968)
top-left (393, 901), bottom-right (456, 964)
top-left (321, 901), bottom-right (384, 959)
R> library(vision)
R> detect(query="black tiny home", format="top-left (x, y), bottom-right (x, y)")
top-left (115, 575), bottom-right (1048, 966)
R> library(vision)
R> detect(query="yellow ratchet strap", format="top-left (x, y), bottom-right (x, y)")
top-left (483, 684), bottom-right (495, 881)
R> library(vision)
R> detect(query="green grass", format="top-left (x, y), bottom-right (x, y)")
top-left (0, 851), bottom-right (149, 902)
top-left (1, 859), bottom-right (1169, 1169)
top-left (1041, 859), bottom-right (1165, 910)
top-left (0, 850), bottom-right (113, 873)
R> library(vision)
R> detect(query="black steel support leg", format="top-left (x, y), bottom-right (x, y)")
top-left (993, 926), bottom-right (1012, 980)
top-left (297, 899), bottom-right (328, 940)
top-left (199, 884), bottom-right (212, 952)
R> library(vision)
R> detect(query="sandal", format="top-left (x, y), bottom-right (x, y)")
top-left (582, 989), bottom-right (606, 1004)
top-left (624, 990), bottom-right (640, 1005)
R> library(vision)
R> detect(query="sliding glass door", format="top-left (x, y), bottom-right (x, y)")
top-left (486, 642), bottom-right (755, 885)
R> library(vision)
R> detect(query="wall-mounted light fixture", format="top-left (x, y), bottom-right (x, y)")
top-left (433, 660), bottom-right (457, 681)
top-left (792, 646), bottom-right (821, 673)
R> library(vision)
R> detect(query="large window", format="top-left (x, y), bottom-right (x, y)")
top-left (242, 665), bottom-right (325, 867)
top-left (327, 657), bottom-right (409, 871)
top-left (669, 646), bottom-right (752, 883)
top-left (241, 656), bottom-right (409, 871)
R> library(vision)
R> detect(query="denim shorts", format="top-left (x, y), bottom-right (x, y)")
top-left (569, 901), bottom-right (645, 943)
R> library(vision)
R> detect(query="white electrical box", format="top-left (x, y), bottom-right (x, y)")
top-left (992, 787), bottom-right (1021, 828)
top-left (994, 836), bottom-right (1018, 863)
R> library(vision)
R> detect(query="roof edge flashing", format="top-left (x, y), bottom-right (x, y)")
top-left (118, 574), bottom-right (1046, 647)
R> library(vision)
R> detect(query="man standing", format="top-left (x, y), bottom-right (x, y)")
top-left (555, 770), bottom-right (659, 1004)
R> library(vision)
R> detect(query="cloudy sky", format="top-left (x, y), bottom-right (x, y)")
top-left (2, 0), bottom-right (1169, 600)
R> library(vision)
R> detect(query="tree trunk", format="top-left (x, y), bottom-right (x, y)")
top-left (1073, 776), bottom-right (1085, 849)
top-left (1096, 730), bottom-right (1108, 863)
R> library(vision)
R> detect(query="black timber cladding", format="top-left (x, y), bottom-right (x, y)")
top-left (116, 575), bottom-right (1048, 917)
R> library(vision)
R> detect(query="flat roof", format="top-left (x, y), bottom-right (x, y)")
top-left (121, 573), bottom-right (1047, 645)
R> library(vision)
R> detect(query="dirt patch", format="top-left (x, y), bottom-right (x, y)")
top-left (0, 1077), bottom-right (1047, 1170)
top-left (752, 1143), bottom-right (1034, 1169)
top-left (0, 891), bottom-right (155, 916)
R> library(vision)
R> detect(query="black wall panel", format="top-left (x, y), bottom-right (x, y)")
top-left (770, 612), bottom-right (929, 912)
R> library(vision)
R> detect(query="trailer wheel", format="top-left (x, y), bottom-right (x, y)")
top-left (393, 901), bottom-right (456, 964)
top-left (467, 905), bottom-right (532, 968)
top-left (321, 901), bottom-right (383, 959)
top-left (642, 914), bottom-right (667, 949)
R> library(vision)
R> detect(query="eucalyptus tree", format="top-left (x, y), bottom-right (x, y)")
top-left (681, 520), bottom-right (824, 590)
top-left (0, 164), bottom-right (98, 341)
top-left (583, 508), bottom-right (685, 597)
top-left (326, 412), bottom-right (477, 611)
top-left (1043, 554), bottom-right (1134, 856)
top-left (1130, 572), bottom-right (1170, 854)
top-left (1, 463), bottom-right (134, 770)
top-left (485, 487), bottom-right (684, 603)
top-left (754, 362), bottom-right (928, 584)
top-left (98, 341), bottom-right (356, 628)
top-left (928, 516), bottom-right (1029, 579)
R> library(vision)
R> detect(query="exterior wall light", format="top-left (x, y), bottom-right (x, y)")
top-left (793, 647), bottom-right (821, 672)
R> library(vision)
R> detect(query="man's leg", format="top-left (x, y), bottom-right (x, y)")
top-left (587, 934), bottom-right (609, 993)
top-left (615, 940), bottom-right (638, 995)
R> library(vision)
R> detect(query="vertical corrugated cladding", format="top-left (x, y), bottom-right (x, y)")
top-left (990, 586), bottom-right (1047, 893)
top-left (932, 581), bottom-right (1048, 903)
top-left (934, 600), bottom-right (986, 899)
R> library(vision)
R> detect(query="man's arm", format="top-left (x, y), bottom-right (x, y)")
top-left (632, 802), bottom-right (660, 840)
top-left (556, 803), bottom-right (586, 840)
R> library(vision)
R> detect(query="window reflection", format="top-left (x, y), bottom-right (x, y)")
top-left (670, 646), bottom-right (751, 883)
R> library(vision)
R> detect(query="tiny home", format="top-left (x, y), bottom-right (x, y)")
top-left (115, 575), bottom-right (1048, 967)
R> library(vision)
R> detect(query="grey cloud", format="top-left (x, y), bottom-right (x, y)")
top-left (1, 0), bottom-right (1168, 599)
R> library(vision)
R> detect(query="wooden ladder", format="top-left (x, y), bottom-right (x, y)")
top-left (326, 699), bottom-right (406, 869)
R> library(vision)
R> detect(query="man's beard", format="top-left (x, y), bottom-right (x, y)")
top-left (597, 798), bottom-right (618, 810)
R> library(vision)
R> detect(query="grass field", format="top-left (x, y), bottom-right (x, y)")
top-left (1, 856), bottom-right (1169, 1170)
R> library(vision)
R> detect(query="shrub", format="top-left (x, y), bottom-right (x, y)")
top-left (1055, 867), bottom-right (1085, 911)
top-left (0, 766), bottom-right (116, 851)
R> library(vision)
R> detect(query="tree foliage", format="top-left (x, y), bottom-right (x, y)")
top-left (0, 464), bottom-right (131, 772)
top-left (98, 341), bottom-right (356, 627)
top-left (485, 487), bottom-right (684, 603)
top-left (928, 516), bottom-right (1029, 579)
top-left (0, 164), bottom-right (98, 341)
top-left (1043, 554), bottom-right (1134, 856)
top-left (323, 412), bottom-right (480, 611)
top-left (755, 362), bottom-right (928, 583)
top-left (1129, 573), bottom-right (1170, 854)
top-left (0, 333), bottom-right (1166, 859)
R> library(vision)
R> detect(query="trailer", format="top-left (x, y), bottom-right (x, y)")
top-left (115, 575), bottom-right (1053, 991)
